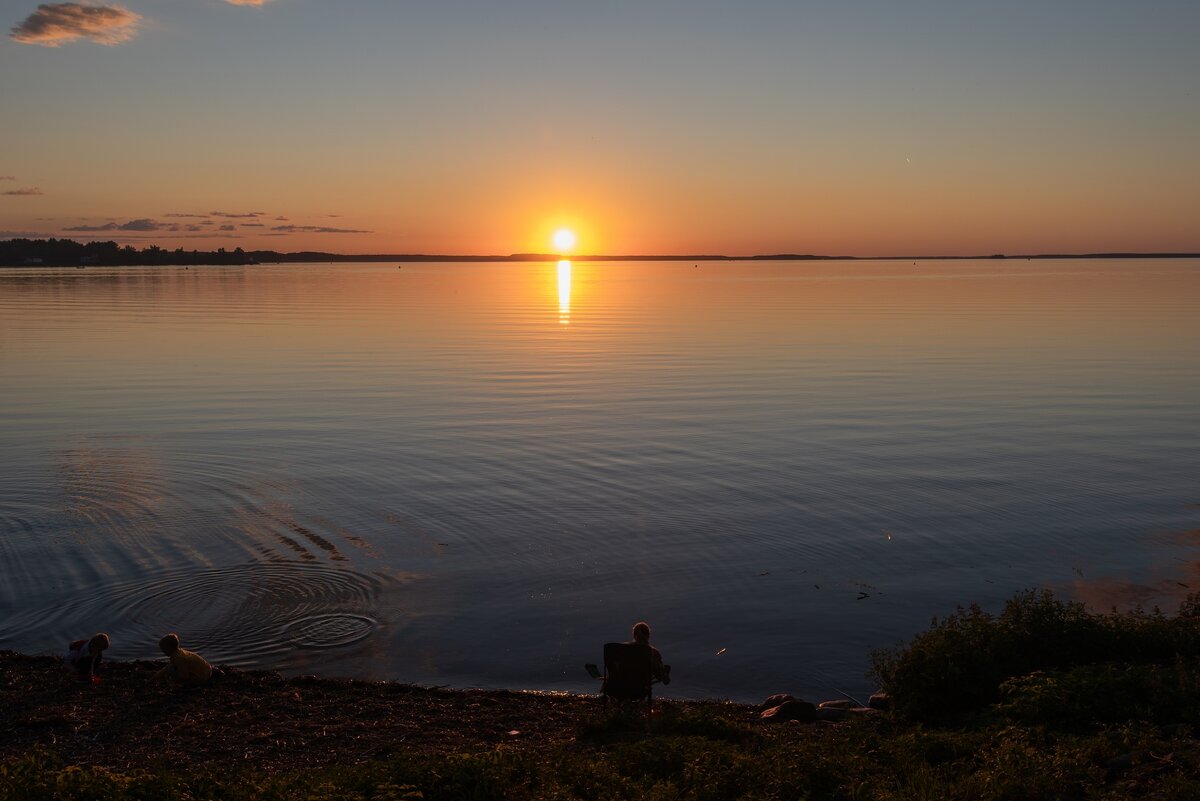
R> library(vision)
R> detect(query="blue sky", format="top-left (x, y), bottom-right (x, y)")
top-left (2, 1), bottom-right (1198, 253)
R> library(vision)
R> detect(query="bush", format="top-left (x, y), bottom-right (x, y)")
top-left (870, 590), bottom-right (1200, 723)
top-left (998, 661), bottom-right (1200, 730)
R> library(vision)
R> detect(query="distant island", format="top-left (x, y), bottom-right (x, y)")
top-left (1, 238), bottom-right (1197, 267)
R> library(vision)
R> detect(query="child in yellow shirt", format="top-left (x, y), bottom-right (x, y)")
top-left (153, 632), bottom-right (212, 686)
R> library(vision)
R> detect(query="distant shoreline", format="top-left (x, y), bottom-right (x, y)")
top-left (1, 238), bottom-right (1198, 267)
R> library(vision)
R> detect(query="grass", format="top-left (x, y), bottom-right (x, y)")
top-left (6, 721), bottom-right (1200, 801)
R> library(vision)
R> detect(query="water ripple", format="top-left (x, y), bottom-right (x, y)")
top-left (0, 561), bottom-right (388, 668)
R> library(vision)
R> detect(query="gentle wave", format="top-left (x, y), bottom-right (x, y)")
top-left (1, 259), bottom-right (1197, 700)
top-left (0, 561), bottom-right (387, 667)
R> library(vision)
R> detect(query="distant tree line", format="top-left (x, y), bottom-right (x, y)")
top-left (4, 238), bottom-right (1195, 267)
top-left (0, 238), bottom-right (548, 266)
top-left (0, 238), bottom-right (293, 267)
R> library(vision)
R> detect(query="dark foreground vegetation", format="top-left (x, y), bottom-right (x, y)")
top-left (4, 590), bottom-right (1200, 800)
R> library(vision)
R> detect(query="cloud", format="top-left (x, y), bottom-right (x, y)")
top-left (0, 229), bottom-right (56, 238)
top-left (3, 187), bottom-right (44, 196)
top-left (64, 222), bottom-right (119, 231)
top-left (164, 213), bottom-right (210, 219)
top-left (10, 3), bottom-right (142, 47)
top-left (0, 176), bottom-right (15, 181)
top-left (210, 210), bottom-right (265, 218)
top-left (271, 224), bottom-right (372, 234)
top-left (219, 224), bottom-right (236, 231)
top-left (223, 0), bottom-right (273, 6)
top-left (118, 218), bottom-right (159, 231)
top-left (241, 223), bottom-right (265, 228)
top-left (68, 232), bottom-right (244, 241)
top-left (63, 217), bottom-right (165, 232)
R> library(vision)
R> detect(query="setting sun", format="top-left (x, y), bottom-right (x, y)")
top-left (552, 228), bottom-right (576, 253)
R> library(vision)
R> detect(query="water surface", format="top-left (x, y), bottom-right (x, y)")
top-left (1, 259), bottom-right (1197, 701)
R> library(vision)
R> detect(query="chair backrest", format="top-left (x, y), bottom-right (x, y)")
top-left (602, 642), bottom-right (653, 701)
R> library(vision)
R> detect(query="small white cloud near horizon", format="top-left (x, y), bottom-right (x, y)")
top-left (10, 3), bottom-right (142, 47)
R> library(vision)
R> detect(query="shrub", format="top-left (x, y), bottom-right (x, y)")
top-left (997, 660), bottom-right (1200, 730)
top-left (870, 590), bottom-right (1200, 723)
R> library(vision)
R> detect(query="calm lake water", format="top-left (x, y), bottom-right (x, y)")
top-left (1, 259), bottom-right (1197, 702)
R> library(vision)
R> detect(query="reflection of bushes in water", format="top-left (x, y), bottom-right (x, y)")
top-left (871, 588), bottom-right (1200, 724)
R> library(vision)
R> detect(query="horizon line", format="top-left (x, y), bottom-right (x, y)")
top-left (3, 238), bottom-right (1200, 265)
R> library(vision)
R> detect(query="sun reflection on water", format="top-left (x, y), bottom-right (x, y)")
top-left (557, 259), bottom-right (571, 324)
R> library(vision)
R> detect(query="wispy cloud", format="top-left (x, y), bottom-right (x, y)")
top-left (223, 0), bottom-right (274, 6)
top-left (218, 224), bottom-right (236, 231)
top-left (68, 232), bottom-right (244, 241)
top-left (0, 176), bottom-right (16, 181)
top-left (241, 223), bottom-right (265, 228)
top-left (10, 3), bottom-right (142, 47)
top-left (118, 218), bottom-right (160, 231)
top-left (272, 224), bottom-right (372, 234)
top-left (64, 223), bottom-right (119, 231)
top-left (64, 217), bottom-right (163, 232)
top-left (0, 229), bottom-right (56, 238)
top-left (164, 213), bottom-right (210, 219)
top-left (211, 210), bottom-right (265, 218)
top-left (3, 187), bottom-right (44, 196)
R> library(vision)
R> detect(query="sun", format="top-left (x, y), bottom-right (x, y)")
top-left (552, 228), bottom-right (576, 253)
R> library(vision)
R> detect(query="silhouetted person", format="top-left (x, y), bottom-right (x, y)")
top-left (627, 621), bottom-right (670, 685)
top-left (65, 633), bottom-right (109, 683)
top-left (153, 633), bottom-right (212, 687)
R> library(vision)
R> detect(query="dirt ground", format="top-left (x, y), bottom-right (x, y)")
top-left (0, 651), bottom-right (759, 773)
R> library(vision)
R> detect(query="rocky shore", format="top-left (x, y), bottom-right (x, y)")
top-left (0, 651), bottom-right (840, 773)
top-left (5, 588), bottom-right (1200, 800)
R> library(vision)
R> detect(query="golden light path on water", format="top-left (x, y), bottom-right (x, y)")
top-left (557, 259), bottom-right (571, 324)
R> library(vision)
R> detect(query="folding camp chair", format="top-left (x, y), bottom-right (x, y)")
top-left (587, 642), bottom-right (657, 712)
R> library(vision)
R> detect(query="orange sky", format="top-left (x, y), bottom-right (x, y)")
top-left (2, 1), bottom-right (1198, 255)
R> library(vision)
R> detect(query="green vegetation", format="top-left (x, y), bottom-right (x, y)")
top-left (5, 590), bottom-right (1200, 800)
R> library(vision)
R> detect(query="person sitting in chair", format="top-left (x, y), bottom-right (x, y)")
top-left (628, 621), bottom-right (670, 685)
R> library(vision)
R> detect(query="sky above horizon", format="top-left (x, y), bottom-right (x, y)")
top-left (2, 1), bottom-right (1198, 255)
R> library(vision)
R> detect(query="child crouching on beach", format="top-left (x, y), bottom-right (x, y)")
top-left (65, 633), bottom-right (110, 682)
top-left (153, 633), bottom-right (212, 687)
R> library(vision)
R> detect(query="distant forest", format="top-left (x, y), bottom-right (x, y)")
top-left (1, 238), bottom-right (323, 266)
top-left (2, 238), bottom-right (1196, 266)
